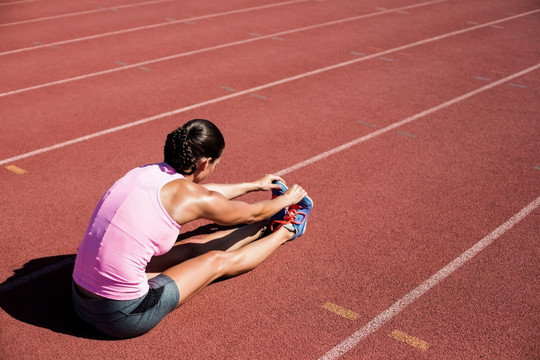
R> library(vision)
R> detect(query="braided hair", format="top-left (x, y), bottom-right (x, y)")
top-left (164, 119), bottom-right (225, 175)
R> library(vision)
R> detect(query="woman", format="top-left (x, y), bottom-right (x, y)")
top-left (72, 119), bottom-right (313, 338)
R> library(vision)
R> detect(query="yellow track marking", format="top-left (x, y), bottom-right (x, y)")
top-left (322, 302), bottom-right (360, 320)
top-left (388, 329), bottom-right (430, 351)
top-left (5, 165), bottom-right (27, 174)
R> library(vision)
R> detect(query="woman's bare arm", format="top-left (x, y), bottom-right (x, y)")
top-left (202, 174), bottom-right (285, 200)
top-left (197, 185), bottom-right (306, 225)
top-left (161, 178), bottom-right (306, 226)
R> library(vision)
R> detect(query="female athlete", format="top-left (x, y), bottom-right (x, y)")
top-left (72, 119), bottom-right (313, 338)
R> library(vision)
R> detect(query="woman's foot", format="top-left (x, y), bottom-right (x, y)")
top-left (271, 194), bottom-right (313, 240)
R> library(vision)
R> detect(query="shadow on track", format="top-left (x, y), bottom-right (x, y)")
top-left (0, 223), bottom-right (248, 339)
top-left (0, 254), bottom-right (109, 339)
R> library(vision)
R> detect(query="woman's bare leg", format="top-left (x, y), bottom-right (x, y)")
top-left (146, 220), bottom-right (270, 274)
top-left (162, 226), bottom-right (294, 307)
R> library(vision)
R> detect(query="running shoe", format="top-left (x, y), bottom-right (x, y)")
top-left (271, 180), bottom-right (288, 221)
top-left (272, 194), bottom-right (313, 240)
top-left (271, 180), bottom-right (288, 198)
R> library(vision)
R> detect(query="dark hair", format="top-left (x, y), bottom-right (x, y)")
top-left (164, 119), bottom-right (225, 175)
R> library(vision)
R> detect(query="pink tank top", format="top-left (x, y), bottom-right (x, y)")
top-left (73, 162), bottom-right (184, 300)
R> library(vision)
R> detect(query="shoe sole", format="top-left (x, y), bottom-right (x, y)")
top-left (293, 195), bottom-right (313, 239)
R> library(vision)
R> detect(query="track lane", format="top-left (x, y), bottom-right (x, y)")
top-left (343, 210), bottom-right (539, 359)
top-left (1, 66), bottom-right (537, 358)
top-left (1, 0), bottom-right (538, 358)
top-left (1, 3), bottom-right (538, 270)
top-left (0, 0), bottom-right (145, 21)
top-left (0, 0), bottom-right (445, 92)
top-left (314, 79), bottom-right (540, 358)
top-left (0, 0), bottom-right (311, 52)
top-left (1, 5), bottom-right (537, 160)
top-left (4, 0), bottom-right (538, 94)
top-left (0, 0), bottom-right (174, 27)
top-left (1, 20), bottom-right (538, 296)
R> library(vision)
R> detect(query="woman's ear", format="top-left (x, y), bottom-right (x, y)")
top-left (197, 158), bottom-right (212, 171)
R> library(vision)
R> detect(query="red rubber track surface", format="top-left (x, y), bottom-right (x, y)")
top-left (0, 0), bottom-right (538, 359)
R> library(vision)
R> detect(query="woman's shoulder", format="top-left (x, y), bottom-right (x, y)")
top-left (163, 178), bottom-right (202, 193)
top-left (160, 179), bottom-right (212, 224)
top-left (161, 178), bottom-right (211, 206)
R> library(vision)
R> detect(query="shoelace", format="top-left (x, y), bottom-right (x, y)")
top-left (271, 204), bottom-right (306, 232)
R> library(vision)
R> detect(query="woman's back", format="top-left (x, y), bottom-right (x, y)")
top-left (72, 163), bottom-right (184, 300)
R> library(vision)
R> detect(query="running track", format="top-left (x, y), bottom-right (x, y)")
top-left (0, 0), bottom-right (538, 359)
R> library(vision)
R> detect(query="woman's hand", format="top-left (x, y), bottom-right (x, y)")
top-left (254, 174), bottom-right (286, 191)
top-left (282, 184), bottom-right (308, 205)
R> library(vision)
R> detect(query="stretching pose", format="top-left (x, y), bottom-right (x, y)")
top-left (72, 119), bottom-right (313, 338)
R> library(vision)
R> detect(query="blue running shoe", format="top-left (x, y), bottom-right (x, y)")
top-left (272, 194), bottom-right (313, 240)
top-left (271, 180), bottom-right (288, 221)
top-left (271, 180), bottom-right (288, 198)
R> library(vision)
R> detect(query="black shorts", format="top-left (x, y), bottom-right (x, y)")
top-left (72, 274), bottom-right (180, 338)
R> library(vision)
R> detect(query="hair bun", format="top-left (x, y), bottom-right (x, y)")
top-left (164, 119), bottom-right (225, 175)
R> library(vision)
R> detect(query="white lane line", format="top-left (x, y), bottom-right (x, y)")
top-left (0, 0), bottom-right (174, 27)
top-left (275, 63), bottom-right (540, 176)
top-left (0, 0), bottom-right (446, 97)
top-left (319, 196), bottom-right (540, 360)
top-left (0, 10), bottom-right (538, 166)
top-left (0, 0), bottom-right (36, 5)
top-left (0, 0), bottom-right (310, 55)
